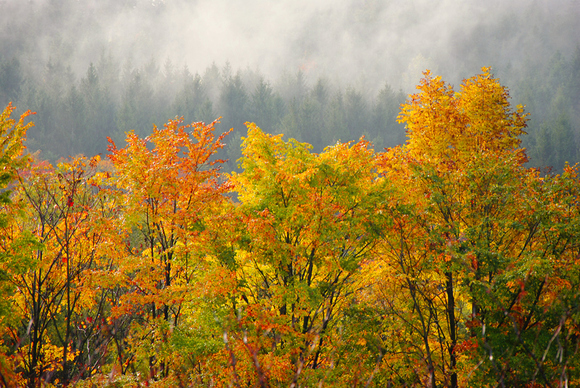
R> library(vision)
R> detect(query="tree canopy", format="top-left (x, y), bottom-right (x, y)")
top-left (0, 69), bottom-right (579, 387)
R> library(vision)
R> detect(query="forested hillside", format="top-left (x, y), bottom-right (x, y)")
top-left (0, 53), bottom-right (408, 170)
top-left (1, 0), bottom-right (579, 171)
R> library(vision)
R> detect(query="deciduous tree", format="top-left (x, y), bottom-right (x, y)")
top-left (0, 103), bottom-right (33, 387)
top-left (107, 117), bottom-right (231, 380)
top-left (371, 68), bottom-right (580, 387)
top-left (226, 124), bottom-right (383, 386)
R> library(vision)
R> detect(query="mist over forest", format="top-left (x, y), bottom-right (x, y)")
top-left (1, 0), bottom-right (580, 170)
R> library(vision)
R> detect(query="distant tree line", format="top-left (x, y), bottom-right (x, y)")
top-left (1, 48), bottom-right (580, 171)
top-left (514, 50), bottom-right (580, 172)
top-left (0, 53), bottom-right (409, 171)
top-left (1, 0), bottom-right (579, 172)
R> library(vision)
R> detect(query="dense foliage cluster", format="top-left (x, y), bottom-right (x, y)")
top-left (0, 69), bottom-right (579, 387)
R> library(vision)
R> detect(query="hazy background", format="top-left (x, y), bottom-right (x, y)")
top-left (1, 0), bottom-right (579, 170)
top-left (4, 0), bottom-right (579, 90)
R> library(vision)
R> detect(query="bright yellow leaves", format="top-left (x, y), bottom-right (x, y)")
top-left (0, 103), bottom-right (32, 168)
top-left (0, 104), bottom-right (34, 387)
top-left (372, 69), bottom-right (580, 387)
top-left (225, 123), bottom-right (385, 385)
top-left (398, 67), bottom-right (529, 169)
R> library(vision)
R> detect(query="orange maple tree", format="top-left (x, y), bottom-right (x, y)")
top-left (107, 117), bottom-right (231, 380)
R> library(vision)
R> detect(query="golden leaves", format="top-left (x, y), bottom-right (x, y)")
top-left (398, 67), bottom-right (529, 171)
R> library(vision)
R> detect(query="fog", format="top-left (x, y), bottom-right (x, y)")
top-left (2, 0), bottom-right (579, 93)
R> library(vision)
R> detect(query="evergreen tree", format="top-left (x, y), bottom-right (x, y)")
top-left (372, 82), bottom-right (407, 150)
top-left (218, 70), bottom-right (247, 133)
top-left (172, 70), bottom-right (215, 125)
top-left (248, 77), bottom-right (284, 134)
top-left (116, 69), bottom-right (156, 140)
top-left (78, 63), bottom-right (116, 156)
top-left (324, 89), bottom-right (348, 145)
top-left (344, 87), bottom-right (370, 140)
top-left (0, 58), bottom-right (22, 109)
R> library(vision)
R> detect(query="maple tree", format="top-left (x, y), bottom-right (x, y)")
top-left (222, 124), bottom-right (384, 386)
top-left (0, 103), bottom-right (34, 387)
top-left (107, 117), bottom-right (231, 381)
top-left (1, 155), bottom-right (121, 387)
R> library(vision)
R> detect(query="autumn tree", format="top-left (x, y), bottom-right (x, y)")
top-left (0, 155), bottom-right (123, 387)
top-left (223, 124), bottom-right (384, 386)
top-left (371, 68), bottom-right (526, 386)
top-left (107, 117), bottom-right (231, 381)
top-left (371, 68), bottom-right (580, 387)
top-left (0, 103), bottom-right (34, 387)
